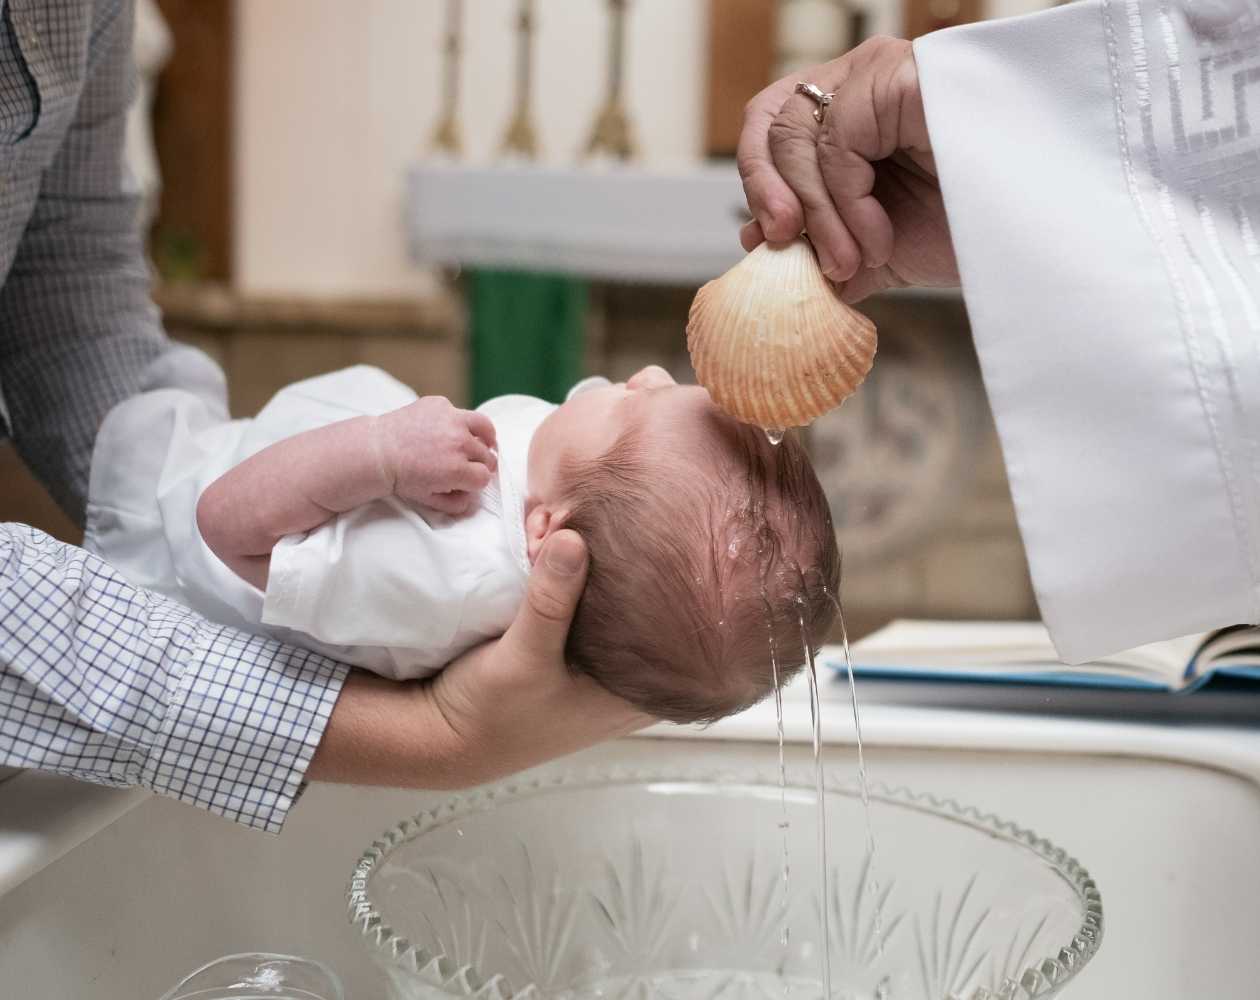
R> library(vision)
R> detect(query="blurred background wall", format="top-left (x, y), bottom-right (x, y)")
top-left (235, 0), bottom-right (708, 297)
top-left (4, 0), bottom-right (1063, 635)
top-left (233, 0), bottom-right (1047, 299)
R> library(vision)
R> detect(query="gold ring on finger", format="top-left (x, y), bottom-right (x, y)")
top-left (794, 81), bottom-right (835, 124)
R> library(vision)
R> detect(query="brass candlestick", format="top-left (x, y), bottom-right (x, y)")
top-left (429, 0), bottom-right (463, 155)
top-left (585, 0), bottom-right (637, 160)
top-left (499, 0), bottom-right (539, 159)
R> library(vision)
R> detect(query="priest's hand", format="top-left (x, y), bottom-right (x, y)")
top-left (737, 36), bottom-right (959, 303)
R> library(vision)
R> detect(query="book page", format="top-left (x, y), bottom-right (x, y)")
top-left (842, 620), bottom-right (1203, 688)
top-left (1192, 626), bottom-right (1260, 675)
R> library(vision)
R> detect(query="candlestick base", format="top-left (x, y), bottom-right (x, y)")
top-left (429, 115), bottom-right (461, 156)
top-left (585, 102), bottom-right (636, 160)
top-left (500, 114), bottom-right (539, 159)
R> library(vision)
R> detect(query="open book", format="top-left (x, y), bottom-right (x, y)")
top-left (825, 620), bottom-right (1260, 693)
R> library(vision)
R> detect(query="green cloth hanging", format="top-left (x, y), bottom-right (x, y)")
top-left (469, 269), bottom-right (587, 406)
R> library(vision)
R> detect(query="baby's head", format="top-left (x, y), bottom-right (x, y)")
top-left (526, 366), bottom-right (840, 724)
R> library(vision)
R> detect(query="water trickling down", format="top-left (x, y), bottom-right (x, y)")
top-left (825, 584), bottom-right (885, 958)
top-left (800, 608), bottom-right (833, 1000)
top-left (759, 547), bottom-right (793, 991)
top-left (743, 429), bottom-right (881, 997)
top-left (767, 627), bottom-right (792, 969)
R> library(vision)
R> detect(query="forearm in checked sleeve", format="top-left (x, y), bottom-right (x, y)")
top-left (0, 524), bottom-right (349, 833)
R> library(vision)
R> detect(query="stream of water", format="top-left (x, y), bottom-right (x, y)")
top-left (801, 618), bottom-right (833, 1000)
top-left (768, 629), bottom-right (792, 964)
top-left (762, 429), bottom-right (882, 996)
top-left (826, 586), bottom-right (884, 958)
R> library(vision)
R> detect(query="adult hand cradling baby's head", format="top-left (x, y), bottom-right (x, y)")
top-left (303, 530), bottom-right (649, 790)
top-left (422, 530), bottom-right (653, 786)
top-left (309, 530), bottom-right (651, 790)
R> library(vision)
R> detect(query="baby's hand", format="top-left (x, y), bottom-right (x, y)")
top-left (376, 397), bottom-right (498, 516)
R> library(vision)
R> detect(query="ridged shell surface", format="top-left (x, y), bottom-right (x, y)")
top-left (687, 238), bottom-right (877, 428)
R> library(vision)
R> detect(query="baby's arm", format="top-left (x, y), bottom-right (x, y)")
top-left (197, 397), bottom-right (497, 589)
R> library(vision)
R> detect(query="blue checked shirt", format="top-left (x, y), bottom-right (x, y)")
top-left (0, 0), bottom-right (349, 831)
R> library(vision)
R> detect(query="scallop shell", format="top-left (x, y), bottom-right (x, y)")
top-left (687, 237), bottom-right (877, 429)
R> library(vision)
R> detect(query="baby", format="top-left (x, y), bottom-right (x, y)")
top-left (88, 363), bottom-right (839, 724)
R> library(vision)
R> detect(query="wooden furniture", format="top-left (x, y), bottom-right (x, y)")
top-left (154, 284), bottom-right (465, 415)
top-left (902, 0), bottom-right (983, 40)
top-left (152, 0), bottom-right (234, 281)
top-left (703, 0), bottom-right (778, 158)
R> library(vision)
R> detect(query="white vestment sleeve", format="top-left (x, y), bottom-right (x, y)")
top-left (914, 0), bottom-right (1260, 662)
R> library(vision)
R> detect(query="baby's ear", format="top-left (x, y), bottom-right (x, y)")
top-left (524, 503), bottom-right (570, 564)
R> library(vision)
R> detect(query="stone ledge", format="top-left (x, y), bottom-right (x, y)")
top-left (152, 282), bottom-right (463, 340)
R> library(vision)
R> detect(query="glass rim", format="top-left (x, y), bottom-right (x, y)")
top-left (157, 951), bottom-right (345, 1000)
top-left (347, 766), bottom-right (1103, 1000)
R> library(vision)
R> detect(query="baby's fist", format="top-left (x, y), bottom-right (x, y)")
top-left (377, 396), bottom-right (498, 516)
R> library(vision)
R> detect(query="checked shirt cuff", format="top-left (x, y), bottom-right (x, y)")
top-left (142, 625), bottom-right (348, 833)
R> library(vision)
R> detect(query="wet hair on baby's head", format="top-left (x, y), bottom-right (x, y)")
top-left (561, 411), bottom-right (841, 725)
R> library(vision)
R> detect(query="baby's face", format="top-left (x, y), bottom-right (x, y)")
top-left (527, 366), bottom-right (719, 502)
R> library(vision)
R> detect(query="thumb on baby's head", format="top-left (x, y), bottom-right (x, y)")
top-left (512, 529), bottom-right (588, 663)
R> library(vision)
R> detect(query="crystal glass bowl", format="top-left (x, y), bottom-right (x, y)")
top-left (348, 768), bottom-right (1102, 1000)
